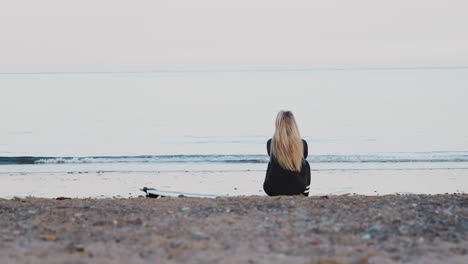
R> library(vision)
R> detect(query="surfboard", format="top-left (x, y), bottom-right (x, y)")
top-left (141, 187), bottom-right (227, 198)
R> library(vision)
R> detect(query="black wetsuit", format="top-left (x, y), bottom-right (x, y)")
top-left (263, 139), bottom-right (311, 196)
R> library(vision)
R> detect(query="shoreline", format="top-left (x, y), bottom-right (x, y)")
top-left (0, 194), bottom-right (466, 263)
top-left (1, 169), bottom-right (466, 199)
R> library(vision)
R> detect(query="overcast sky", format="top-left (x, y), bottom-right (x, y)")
top-left (1, 0), bottom-right (467, 72)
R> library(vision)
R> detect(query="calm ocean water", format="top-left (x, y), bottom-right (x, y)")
top-left (1, 68), bottom-right (467, 197)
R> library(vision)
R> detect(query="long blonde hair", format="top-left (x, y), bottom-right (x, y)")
top-left (270, 111), bottom-right (304, 172)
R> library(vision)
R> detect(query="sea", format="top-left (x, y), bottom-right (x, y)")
top-left (1, 68), bottom-right (467, 198)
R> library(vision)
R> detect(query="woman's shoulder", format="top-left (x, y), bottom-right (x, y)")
top-left (268, 138), bottom-right (305, 144)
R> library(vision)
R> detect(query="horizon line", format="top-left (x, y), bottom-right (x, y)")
top-left (1, 66), bottom-right (467, 75)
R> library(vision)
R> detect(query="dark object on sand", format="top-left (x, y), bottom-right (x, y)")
top-left (141, 187), bottom-right (162, 198)
top-left (56, 197), bottom-right (72, 200)
top-left (141, 187), bottom-right (225, 198)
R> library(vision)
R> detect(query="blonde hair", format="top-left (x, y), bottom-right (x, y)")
top-left (270, 111), bottom-right (304, 172)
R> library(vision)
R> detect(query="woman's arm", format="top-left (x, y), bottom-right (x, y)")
top-left (267, 139), bottom-right (272, 156)
top-left (302, 139), bottom-right (308, 159)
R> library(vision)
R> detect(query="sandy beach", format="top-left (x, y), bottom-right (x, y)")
top-left (0, 194), bottom-right (466, 264)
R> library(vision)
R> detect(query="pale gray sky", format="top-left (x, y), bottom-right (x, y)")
top-left (1, 0), bottom-right (467, 72)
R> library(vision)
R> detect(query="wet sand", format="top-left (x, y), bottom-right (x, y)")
top-left (0, 195), bottom-right (466, 263)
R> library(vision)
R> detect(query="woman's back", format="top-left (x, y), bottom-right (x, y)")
top-left (263, 138), bottom-right (311, 196)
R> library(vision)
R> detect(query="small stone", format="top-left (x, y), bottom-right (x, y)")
top-left (367, 256), bottom-right (394, 264)
top-left (309, 240), bottom-right (320, 246)
top-left (66, 243), bottom-right (85, 253)
top-left (74, 244), bottom-right (85, 252)
top-left (367, 224), bottom-right (382, 233)
top-left (221, 218), bottom-right (235, 224)
top-left (170, 239), bottom-right (183, 248)
top-left (192, 231), bottom-right (209, 240)
top-left (43, 236), bottom-right (57, 241)
top-left (181, 207), bottom-right (190, 212)
top-left (443, 209), bottom-right (452, 216)
top-left (115, 226), bottom-right (135, 232)
top-left (362, 234), bottom-right (371, 240)
top-left (398, 225), bottom-right (409, 235)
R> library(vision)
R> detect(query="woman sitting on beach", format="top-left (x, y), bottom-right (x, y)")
top-left (263, 111), bottom-right (311, 196)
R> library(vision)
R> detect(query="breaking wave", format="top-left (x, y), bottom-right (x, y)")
top-left (1, 152), bottom-right (468, 165)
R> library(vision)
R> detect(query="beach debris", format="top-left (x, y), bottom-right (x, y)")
top-left (320, 195), bottom-right (329, 199)
top-left (181, 207), bottom-right (190, 212)
top-left (12, 197), bottom-right (27, 202)
top-left (56, 197), bottom-right (72, 200)
top-left (56, 206), bottom-right (71, 209)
